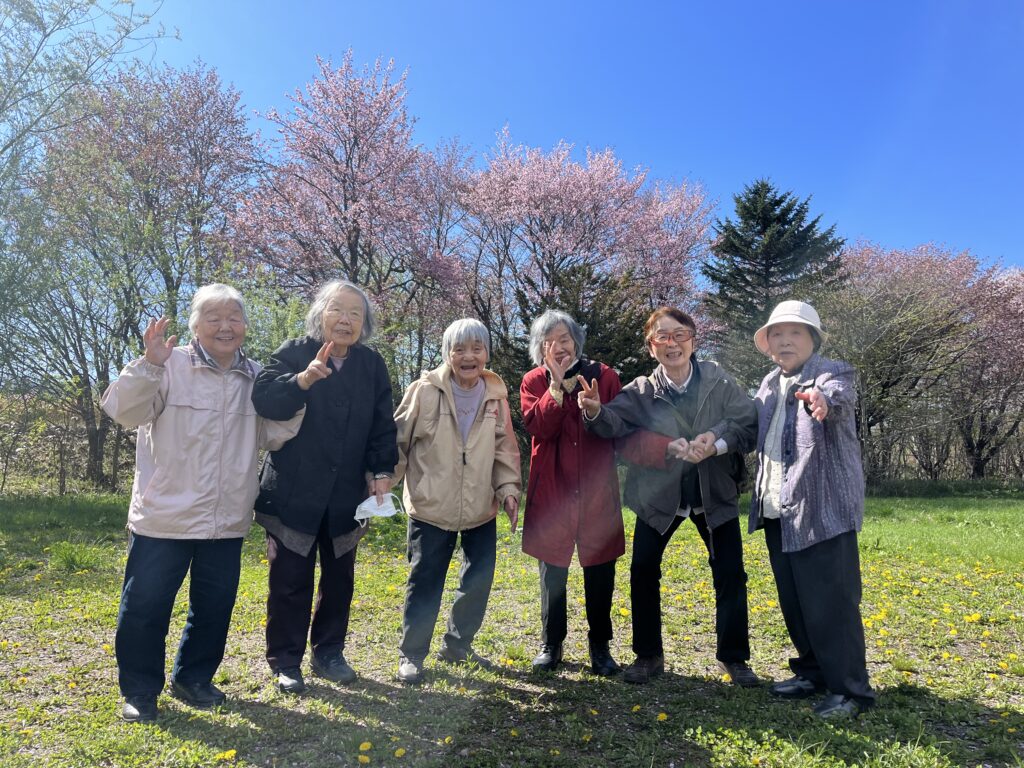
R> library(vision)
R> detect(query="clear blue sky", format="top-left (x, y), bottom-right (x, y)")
top-left (150, 0), bottom-right (1024, 266)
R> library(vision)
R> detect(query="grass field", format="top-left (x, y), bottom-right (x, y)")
top-left (0, 493), bottom-right (1021, 767)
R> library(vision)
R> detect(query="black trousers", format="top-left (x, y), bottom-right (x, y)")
top-left (630, 513), bottom-right (750, 662)
top-left (399, 517), bottom-right (496, 662)
top-left (265, 515), bottom-right (357, 671)
top-left (538, 558), bottom-right (616, 647)
top-left (764, 519), bottom-right (875, 704)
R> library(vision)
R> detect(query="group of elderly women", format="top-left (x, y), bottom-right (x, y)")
top-left (102, 277), bottom-right (875, 725)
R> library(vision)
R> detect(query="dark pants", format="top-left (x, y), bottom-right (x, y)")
top-left (399, 517), bottom-right (496, 662)
top-left (539, 558), bottom-right (616, 647)
top-left (265, 515), bottom-right (357, 670)
top-left (764, 519), bottom-right (875, 704)
top-left (631, 513), bottom-right (749, 662)
top-left (115, 533), bottom-right (243, 698)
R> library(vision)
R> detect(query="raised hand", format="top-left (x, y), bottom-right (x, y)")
top-left (666, 437), bottom-right (690, 460)
top-left (794, 388), bottom-right (829, 422)
top-left (544, 342), bottom-right (570, 385)
top-left (504, 495), bottom-right (519, 533)
top-left (576, 376), bottom-right (601, 418)
top-left (686, 431), bottom-right (717, 463)
top-left (297, 341), bottom-right (334, 391)
top-left (143, 317), bottom-right (177, 367)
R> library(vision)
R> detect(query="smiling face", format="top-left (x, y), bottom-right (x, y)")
top-left (543, 322), bottom-right (577, 368)
top-left (767, 322), bottom-right (816, 374)
top-left (648, 316), bottom-right (695, 381)
top-left (449, 337), bottom-right (489, 389)
top-left (321, 288), bottom-right (365, 354)
top-left (194, 299), bottom-right (247, 368)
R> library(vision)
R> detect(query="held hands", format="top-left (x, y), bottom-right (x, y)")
top-left (576, 376), bottom-right (601, 418)
top-left (668, 432), bottom-right (717, 463)
top-left (504, 495), bottom-right (519, 533)
top-left (794, 388), bottom-right (829, 422)
top-left (297, 341), bottom-right (334, 391)
top-left (143, 317), bottom-right (177, 367)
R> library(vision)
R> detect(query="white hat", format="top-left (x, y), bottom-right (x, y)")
top-left (753, 300), bottom-right (827, 356)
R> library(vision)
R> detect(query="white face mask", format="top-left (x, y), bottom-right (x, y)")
top-left (353, 493), bottom-right (403, 527)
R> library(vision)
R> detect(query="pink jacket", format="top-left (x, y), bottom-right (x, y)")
top-left (101, 345), bottom-right (303, 539)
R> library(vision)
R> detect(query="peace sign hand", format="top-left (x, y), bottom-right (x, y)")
top-left (794, 388), bottom-right (829, 422)
top-left (143, 317), bottom-right (177, 367)
top-left (297, 341), bottom-right (334, 391)
top-left (576, 376), bottom-right (601, 418)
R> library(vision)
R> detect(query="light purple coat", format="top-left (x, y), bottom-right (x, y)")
top-left (749, 353), bottom-right (865, 553)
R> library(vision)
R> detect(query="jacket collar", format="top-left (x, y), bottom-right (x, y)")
top-left (650, 356), bottom-right (723, 397)
top-left (188, 339), bottom-right (255, 378)
top-left (426, 362), bottom-right (508, 400)
top-left (764, 352), bottom-right (823, 390)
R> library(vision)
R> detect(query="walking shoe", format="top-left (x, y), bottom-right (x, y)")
top-left (169, 679), bottom-right (226, 709)
top-left (623, 654), bottom-right (664, 684)
top-left (311, 652), bottom-right (357, 684)
top-left (813, 694), bottom-right (865, 719)
top-left (397, 656), bottom-right (423, 685)
top-left (531, 644), bottom-right (563, 673)
top-left (275, 666), bottom-right (306, 694)
top-left (589, 644), bottom-right (621, 677)
top-left (769, 675), bottom-right (823, 699)
top-left (719, 661), bottom-right (760, 688)
top-left (122, 695), bottom-right (158, 723)
top-left (437, 644), bottom-right (494, 671)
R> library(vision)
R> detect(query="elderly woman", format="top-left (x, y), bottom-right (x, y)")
top-left (392, 318), bottom-right (521, 684)
top-left (519, 310), bottom-right (625, 675)
top-left (579, 307), bottom-right (758, 685)
top-left (749, 300), bottom-right (875, 718)
top-left (252, 279), bottom-right (398, 694)
top-left (101, 284), bottom-right (303, 723)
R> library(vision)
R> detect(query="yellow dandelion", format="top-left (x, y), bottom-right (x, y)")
top-left (444, 736), bottom-right (453, 744)
top-left (359, 742), bottom-right (372, 752)
top-left (632, 704), bottom-right (641, 712)
top-left (394, 748), bottom-right (406, 757)
top-left (510, 728), bottom-right (519, 737)
top-left (214, 750), bottom-right (237, 762)
top-left (619, 607), bottom-right (630, 616)
top-left (582, 732), bottom-right (592, 742)
top-left (358, 756), bottom-right (370, 765)
top-left (550, 749), bottom-right (560, 755)
top-left (949, 628), bottom-right (958, 636)
top-left (590, 708), bottom-right (598, 715)
top-left (982, 629), bottom-right (991, 637)
top-left (987, 673), bottom-right (998, 680)
top-left (657, 712), bottom-right (668, 721)
top-left (999, 662), bottom-right (1009, 670)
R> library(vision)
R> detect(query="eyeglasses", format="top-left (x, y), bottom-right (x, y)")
top-left (649, 329), bottom-right (695, 345)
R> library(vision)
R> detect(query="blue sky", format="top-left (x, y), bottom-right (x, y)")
top-left (151, 0), bottom-right (1024, 266)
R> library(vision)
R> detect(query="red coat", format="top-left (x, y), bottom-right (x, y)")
top-left (520, 360), bottom-right (625, 568)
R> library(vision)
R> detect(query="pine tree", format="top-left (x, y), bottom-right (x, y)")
top-left (701, 179), bottom-right (845, 385)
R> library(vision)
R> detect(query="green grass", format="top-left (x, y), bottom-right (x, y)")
top-left (0, 493), bottom-right (1022, 767)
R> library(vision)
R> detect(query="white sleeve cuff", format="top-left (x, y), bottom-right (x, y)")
top-left (714, 438), bottom-right (728, 455)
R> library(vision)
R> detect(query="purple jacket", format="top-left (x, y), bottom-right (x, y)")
top-left (748, 353), bottom-right (865, 553)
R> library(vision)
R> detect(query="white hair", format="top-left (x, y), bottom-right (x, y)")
top-left (528, 310), bottom-right (585, 366)
top-left (442, 318), bottom-right (490, 360)
top-left (305, 280), bottom-right (375, 342)
top-left (188, 283), bottom-right (247, 334)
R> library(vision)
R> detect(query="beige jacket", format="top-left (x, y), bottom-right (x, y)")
top-left (101, 344), bottom-right (304, 539)
top-left (394, 364), bottom-right (521, 532)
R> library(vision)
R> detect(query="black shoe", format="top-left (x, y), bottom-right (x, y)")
top-left (623, 654), bottom-right (664, 684)
top-left (720, 660), bottom-right (760, 688)
top-left (311, 652), bottom-right (357, 684)
top-left (275, 666), bottom-right (306, 694)
top-left (122, 695), bottom-right (158, 723)
top-left (397, 656), bottom-right (423, 685)
top-left (531, 644), bottom-right (563, 672)
top-left (169, 679), bottom-right (226, 709)
top-left (770, 675), bottom-right (823, 699)
top-left (589, 644), bottom-right (621, 677)
top-left (813, 693), bottom-right (865, 719)
top-left (437, 644), bottom-right (494, 671)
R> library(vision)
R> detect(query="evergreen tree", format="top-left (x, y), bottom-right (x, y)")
top-left (701, 179), bottom-right (845, 385)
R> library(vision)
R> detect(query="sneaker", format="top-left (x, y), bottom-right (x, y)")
top-left (531, 644), bottom-right (563, 673)
top-left (169, 679), bottom-right (226, 708)
top-left (311, 652), bottom-right (357, 684)
top-left (623, 654), bottom-right (664, 684)
top-left (769, 675), bottom-right (823, 699)
top-left (813, 693), bottom-right (865, 719)
top-left (122, 695), bottom-right (158, 723)
top-left (397, 656), bottom-right (423, 685)
top-left (437, 644), bottom-right (494, 671)
top-left (719, 660), bottom-right (760, 688)
top-left (589, 643), bottom-right (621, 677)
top-left (275, 666), bottom-right (306, 694)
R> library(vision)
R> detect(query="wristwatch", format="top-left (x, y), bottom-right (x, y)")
top-left (373, 472), bottom-right (392, 480)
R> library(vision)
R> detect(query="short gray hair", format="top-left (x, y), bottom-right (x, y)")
top-left (305, 280), bottom-right (375, 342)
top-left (188, 283), bottom-right (247, 334)
top-left (528, 310), bottom-right (585, 366)
top-left (441, 318), bottom-right (490, 361)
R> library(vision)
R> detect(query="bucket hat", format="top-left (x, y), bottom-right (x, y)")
top-left (753, 300), bottom-right (827, 356)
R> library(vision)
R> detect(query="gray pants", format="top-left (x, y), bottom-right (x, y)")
top-left (764, 519), bottom-right (875, 705)
top-left (399, 517), bottom-right (496, 662)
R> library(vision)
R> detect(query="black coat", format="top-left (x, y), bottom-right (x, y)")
top-left (252, 336), bottom-right (399, 536)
